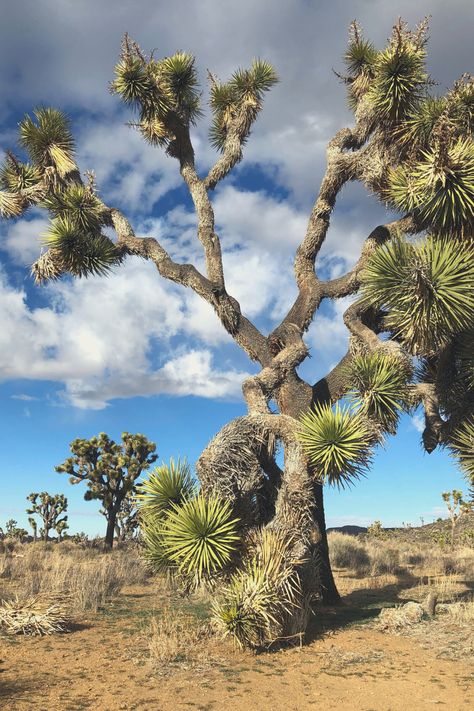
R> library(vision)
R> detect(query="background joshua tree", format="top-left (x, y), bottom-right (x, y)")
top-left (2, 519), bottom-right (28, 542)
top-left (1, 19), bottom-right (474, 611)
top-left (442, 489), bottom-right (472, 548)
top-left (107, 492), bottom-right (140, 543)
top-left (55, 432), bottom-right (157, 548)
top-left (26, 492), bottom-right (68, 542)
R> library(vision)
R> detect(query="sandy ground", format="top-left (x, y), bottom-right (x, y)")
top-left (1, 584), bottom-right (473, 711)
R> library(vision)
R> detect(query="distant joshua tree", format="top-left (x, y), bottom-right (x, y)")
top-left (55, 432), bottom-right (157, 548)
top-left (2, 17), bottom-right (474, 635)
top-left (26, 492), bottom-right (68, 541)
top-left (442, 489), bottom-right (472, 548)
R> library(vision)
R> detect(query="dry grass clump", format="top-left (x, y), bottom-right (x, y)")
top-left (0, 594), bottom-right (70, 635)
top-left (146, 605), bottom-right (212, 672)
top-left (377, 601), bottom-right (424, 632)
top-left (3, 543), bottom-right (149, 613)
top-left (328, 532), bottom-right (370, 575)
top-left (441, 597), bottom-right (474, 623)
top-left (366, 543), bottom-right (401, 575)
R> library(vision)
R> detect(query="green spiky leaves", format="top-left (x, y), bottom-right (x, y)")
top-left (449, 417), bottom-right (474, 482)
top-left (298, 403), bottom-right (372, 487)
top-left (135, 458), bottom-right (195, 519)
top-left (112, 37), bottom-right (201, 151)
top-left (159, 495), bottom-right (239, 578)
top-left (0, 154), bottom-right (43, 217)
top-left (368, 33), bottom-right (429, 124)
top-left (19, 108), bottom-right (76, 177)
top-left (209, 59), bottom-right (278, 151)
top-left (41, 184), bottom-right (105, 232)
top-left (347, 352), bottom-right (411, 433)
top-left (42, 216), bottom-right (118, 279)
top-left (388, 138), bottom-right (474, 234)
top-left (212, 529), bottom-right (301, 649)
top-left (360, 235), bottom-right (474, 355)
top-left (142, 492), bottom-right (239, 580)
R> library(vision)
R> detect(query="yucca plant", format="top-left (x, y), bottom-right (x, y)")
top-left (209, 60), bottom-right (278, 151)
top-left (347, 352), bottom-right (411, 433)
top-left (212, 528), bottom-right (302, 649)
top-left (42, 185), bottom-right (105, 233)
top-left (135, 458), bottom-right (195, 519)
top-left (298, 402), bottom-right (372, 487)
top-left (360, 235), bottom-right (474, 354)
top-left (0, 154), bottom-right (43, 194)
top-left (397, 96), bottom-right (446, 149)
top-left (159, 495), bottom-right (240, 579)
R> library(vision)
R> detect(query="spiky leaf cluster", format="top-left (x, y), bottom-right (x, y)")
top-left (141, 486), bottom-right (239, 581)
top-left (347, 352), bottom-right (411, 433)
top-left (0, 154), bottom-right (43, 195)
top-left (342, 23), bottom-right (378, 109)
top-left (19, 108), bottom-right (76, 177)
top-left (360, 235), bottom-right (474, 355)
top-left (158, 495), bottom-right (239, 578)
top-left (212, 529), bottom-right (301, 649)
top-left (387, 138), bottom-right (474, 234)
top-left (42, 216), bottom-right (118, 278)
top-left (449, 418), bottom-right (474, 482)
top-left (298, 403), bottom-right (372, 487)
top-left (42, 185), bottom-right (105, 232)
top-left (367, 26), bottom-right (429, 124)
top-left (397, 97), bottom-right (446, 148)
top-left (135, 458), bottom-right (195, 519)
top-left (112, 37), bottom-right (201, 151)
top-left (209, 59), bottom-right (278, 151)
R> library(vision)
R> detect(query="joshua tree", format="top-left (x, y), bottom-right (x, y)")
top-left (55, 432), bottom-right (157, 548)
top-left (4, 519), bottom-right (28, 542)
top-left (442, 489), bottom-right (472, 548)
top-left (28, 516), bottom-right (38, 542)
top-left (26, 492), bottom-right (68, 542)
top-left (2, 19), bottom-right (474, 614)
top-left (103, 492), bottom-right (139, 542)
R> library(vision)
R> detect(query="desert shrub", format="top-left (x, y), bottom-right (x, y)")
top-left (367, 544), bottom-right (401, 575)
top-left (328, 532), bottom-right (370, 574)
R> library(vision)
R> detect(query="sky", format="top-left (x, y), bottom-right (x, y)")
top-left (0, 0), bottom-right (472, 536)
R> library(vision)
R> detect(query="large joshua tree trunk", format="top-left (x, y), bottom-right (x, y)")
top-left (197, 369), bottom-right (341, 606)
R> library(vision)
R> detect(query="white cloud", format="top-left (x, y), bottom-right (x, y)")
top-left (1, 214), bottom-right (49, 266)
top-left (412, 414), bottom-right (425, 434)
top-left (11, 394), bottom-right (39, 401)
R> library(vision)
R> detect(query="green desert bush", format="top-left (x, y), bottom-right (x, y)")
top-left (328, 532), bottom-right (370, 575)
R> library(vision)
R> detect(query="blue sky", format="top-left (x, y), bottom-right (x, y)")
top-left (0, 0), bottom-right (472, 536)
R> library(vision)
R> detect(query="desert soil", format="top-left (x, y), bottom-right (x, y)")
top-left (1, 583), bottom-right (473, 711)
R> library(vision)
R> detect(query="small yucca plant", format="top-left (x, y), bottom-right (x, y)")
top-left (212, 528), bottom-right (302, 649)
top-left (159, 495), bottom-right (240, 579)
top-left (135, 458), bottom-right (195, 519)
top-left (347, 352), bottom-right (411, 433)
top-left (298, 403), bottom-right (372, 486)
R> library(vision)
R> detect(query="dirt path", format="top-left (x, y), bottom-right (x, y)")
top-left (1, 586), bottom-right (472, 711)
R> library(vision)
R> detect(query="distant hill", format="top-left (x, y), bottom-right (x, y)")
top-left (327, 525), bottom-right (367, 536)
top-left (328, 512), bottom-right (474, 543)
